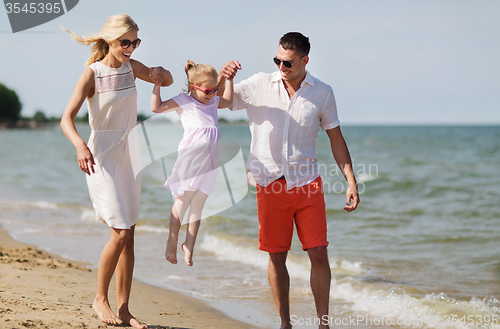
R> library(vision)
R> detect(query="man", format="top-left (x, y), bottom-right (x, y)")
top-left (220, 32), bottom-right (359, 329)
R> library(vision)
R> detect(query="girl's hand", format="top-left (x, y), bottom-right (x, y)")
top-left (76, 143), bottom-right (95, 175)
top-left (131, 60), bottom-right (173, 86)
top-left (149, 67), bottom-right (163, 85)
top-left (220, 61), bottom-right (241, 80)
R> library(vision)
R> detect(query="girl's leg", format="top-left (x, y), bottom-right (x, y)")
top-left (165, 191), bottom-right (196, 264)
top-left (115, 225), bottom-right (147, 329)
top-left (93, 227), bottom-right (132, 325)
top-left (182, 190), bottom-right (209, 266)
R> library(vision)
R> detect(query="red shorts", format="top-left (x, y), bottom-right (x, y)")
top-left (256, 176), bottom-right (328, 253)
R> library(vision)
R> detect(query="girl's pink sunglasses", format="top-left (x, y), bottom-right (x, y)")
top-left (193, 85), bottom-right (219, 95)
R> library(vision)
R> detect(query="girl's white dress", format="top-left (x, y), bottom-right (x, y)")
top-left (85, 61), bottom-right (141, 229)
top-left (165, 93), bottom-right (220, 197)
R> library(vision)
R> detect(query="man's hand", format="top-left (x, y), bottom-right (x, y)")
top-left (220, 61), bottom-right (241, 79)
top-left (344, 184), bottom-right (360, 212)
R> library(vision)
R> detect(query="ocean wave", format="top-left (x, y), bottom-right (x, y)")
top-left (200, 234), bottom-right (369, 282)
top-left (199, 234), bottom-right (268, 269)
top-left (31, 201), bottom-right (60, 209)
top-left (79, 210), bottom-right (170, 234)
top-left (357, 174), bottom-right (381, 183)
top-left (80, 209), bottom-right (96, 222)
top-left (0, 199), bottom-right (61, 210)
top-left (331, 283), bottom-right (500, 329)
top-left (135, 225), bottom-right (169, 233)
top-left (201, 233), bottom-right (500, 328)
top-left (331, 259), bottom-right (366, 275)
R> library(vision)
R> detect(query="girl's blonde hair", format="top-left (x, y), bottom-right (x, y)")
top-left (62, 14), bottom-right (139, 67)
top-left (184, 60), bottom-right (218, 93)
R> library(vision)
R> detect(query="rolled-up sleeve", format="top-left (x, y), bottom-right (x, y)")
top-left (231, 74), bottom-right (260, 111)
top-left (320, 87), bottom-right (340, 131)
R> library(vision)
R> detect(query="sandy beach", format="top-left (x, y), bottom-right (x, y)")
top-left (0, 227), bottom-right (254, 329)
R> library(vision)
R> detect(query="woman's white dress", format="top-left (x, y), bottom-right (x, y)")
top-left (165, 93), bottom-right (220, 197)
top-left (85, 61), bottom-right (141, 229)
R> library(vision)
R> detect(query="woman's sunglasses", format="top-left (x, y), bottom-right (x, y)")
top-left (193, 85), bottom-right (219, 95)
top-left (273, 56), bottom-right (303, 68)
top-left (118, 38), bottom-right (141, 49)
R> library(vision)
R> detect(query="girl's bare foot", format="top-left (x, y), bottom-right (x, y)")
top-left (118, 309), bottom-right (147, 329)
top-left (165, 237), bottom-right (178, 264)
top-left (92, 297), bottom-right (122, 325)
top-left (181, 243), bottom-right (194, 266)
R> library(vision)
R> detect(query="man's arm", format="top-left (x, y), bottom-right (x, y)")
top-left (217, 61), bottom-right (241, 98)
top-left (326, 127), bottom-right (360, 212)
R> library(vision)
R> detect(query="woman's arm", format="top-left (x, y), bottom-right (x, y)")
top-left (60, 68), bottom-right (96, 175)
top-left (130, 59), bottom-right (173, 86)
top-left (151, 84), bottom-right (181, 114)
top-left (218, 78), bottom-right (234, 109)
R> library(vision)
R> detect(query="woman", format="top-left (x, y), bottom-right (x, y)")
top-left (60, 14), bottom-right (172, 328)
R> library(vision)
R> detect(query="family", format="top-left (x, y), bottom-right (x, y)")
top-left (60, 14), bottom-right (359, 329)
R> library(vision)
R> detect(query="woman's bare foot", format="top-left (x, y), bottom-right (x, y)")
top-left (92, 297), bottom-right (123, 325)
top-left (181, 243), bottom-right (194, 266)
top-left (165, 237), bottom-right (178, 264)
top-left (118, 309), bottom-right (147, 329)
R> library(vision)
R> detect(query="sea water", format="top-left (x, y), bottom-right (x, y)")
top-left (1, 123), bottom-right (500, 328)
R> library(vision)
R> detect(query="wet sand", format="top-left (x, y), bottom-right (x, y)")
top-left (0, 227), bottom-right (255, 329)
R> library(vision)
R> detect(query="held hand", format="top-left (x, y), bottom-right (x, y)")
top-left (76, 144), bottom-right (95, 176)
top-left (344, 184), bottom-right (360, 212)
top-left (220, 61), bottom-right (241, 80)
top-left (247, 171), bottom-right (257, 187)
top-left (149, 67), bottom-right (163, 85)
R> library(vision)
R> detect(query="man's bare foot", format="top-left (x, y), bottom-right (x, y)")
top-left (118, 309), bottom-right (147, 329)
top-left (92, 297), bottom-right (123, 325)
top-left (181, 243), bottom-right (194, 266)
top-left (165, 237), bottom-right (177, 264)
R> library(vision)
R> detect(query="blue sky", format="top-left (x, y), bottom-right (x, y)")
top-left (1, 0), bottom-right (499, 124)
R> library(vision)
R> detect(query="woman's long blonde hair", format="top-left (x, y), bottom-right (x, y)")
top-left (62, 14), bottom-right (139, 67)
top-left (184, 60), bottom-right (218, 93)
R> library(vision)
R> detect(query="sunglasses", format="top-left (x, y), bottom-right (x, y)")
top-left (193, 85), bottom-right (219, 95)
top-left (273, 56), bottom-right (303, 68)
top-left (118, 38), bottom-right (141, 49)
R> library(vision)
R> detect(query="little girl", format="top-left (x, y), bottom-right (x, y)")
top-left (151, 60), bottom-right (236, 266)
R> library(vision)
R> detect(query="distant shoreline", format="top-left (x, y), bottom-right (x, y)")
top-left (0, 120), bottom-right (58, 129)
top-left (0, 118), bottom-right (250, 130)
top-left (2, 120), bottom-right (498, 130)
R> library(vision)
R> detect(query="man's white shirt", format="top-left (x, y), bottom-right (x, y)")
top-left (231, 71), bottom-right (340, 189)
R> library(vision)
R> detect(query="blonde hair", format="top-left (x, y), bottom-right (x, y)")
top-left (62, 14), bottom-right (139, 67)
top-left (184, 60), bottom-right (218, 93)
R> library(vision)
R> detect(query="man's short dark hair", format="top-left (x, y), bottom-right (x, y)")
top-left (279, 32), bottom-right (310, 56)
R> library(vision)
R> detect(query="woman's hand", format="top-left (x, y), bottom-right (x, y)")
top-left (130, 60), bottom-right (173, 86)
top-left (150, 67), bottom-right (163, 85)
top-left (76, 143), bottom-right (95, 175)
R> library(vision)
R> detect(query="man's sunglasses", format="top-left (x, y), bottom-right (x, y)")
top-left (118, 38), bottom-right (141, 49)
top-left (193, 85), bottom-right (219, 95)
top-left (273, 56), bottom-right (303, 69)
